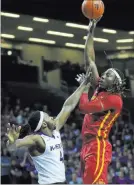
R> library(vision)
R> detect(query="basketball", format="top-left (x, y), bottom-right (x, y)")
top-left (81, 0), bottom-right (104, 19)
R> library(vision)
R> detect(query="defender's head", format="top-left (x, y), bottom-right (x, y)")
top-left (98, 68), bottom-right (125, 93)
top-left (28, 111), bottom-right (56, 132)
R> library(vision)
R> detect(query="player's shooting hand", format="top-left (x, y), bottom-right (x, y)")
top-left (88, 16), bottom-right (102, 30)
top-left (6, 123), bottom-right (21, 144)
top-left (92, 16), bottom-right (102, 24)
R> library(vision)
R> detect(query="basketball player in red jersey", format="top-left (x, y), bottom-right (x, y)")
top-left (76, 19), bottom-right (126, 184)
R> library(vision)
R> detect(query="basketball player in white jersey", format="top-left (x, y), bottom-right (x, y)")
top-left (6, 72), bottom-right (91, 184)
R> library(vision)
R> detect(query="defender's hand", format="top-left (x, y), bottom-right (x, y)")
top-left (6, 123), bottom-right (21, 144)
top-left (75, 73), bottom-right (86, 84)
top-left (75, 72), bottom-right (92, 85)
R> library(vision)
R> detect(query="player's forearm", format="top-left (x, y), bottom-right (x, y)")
top-left (6, 140), bottom-right (18, 152)
top-left (84, 22), bottom-right (96, 69)
top-left (55, 83), bottom-right (90, 130)
top-left (63, 83), bottom-right (88, 109)
top-left (79, 101), bottom-right (102, 113)
top-left (79, 93), bottom-right (89, 111)
top-left (84, 22), bottom-right (99, 86)
top-left (83, 85), bottom-right (90, 94)
top-left (7, 138), bottom-right (26, 150)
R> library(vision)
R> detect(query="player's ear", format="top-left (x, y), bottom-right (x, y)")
top-left (42, 120), bottom-right (47, 128)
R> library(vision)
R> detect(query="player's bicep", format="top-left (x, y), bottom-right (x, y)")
top-left (16, 135), bottom-right (36, 148)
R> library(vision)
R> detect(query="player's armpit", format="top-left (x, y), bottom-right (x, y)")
top-left (79, 93), bottom-right (89, 112)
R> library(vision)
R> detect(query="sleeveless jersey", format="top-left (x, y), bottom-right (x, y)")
top-left (31, 130), bottom-right (66, 184)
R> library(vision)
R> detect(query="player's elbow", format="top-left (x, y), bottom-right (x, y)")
top-left (15, 140), bottom-right (22, 148)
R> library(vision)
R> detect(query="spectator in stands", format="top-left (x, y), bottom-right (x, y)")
top-left (69, 173), bottom-right (82, 184)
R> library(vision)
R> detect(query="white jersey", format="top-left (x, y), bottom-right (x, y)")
top-left (30, 130), bottom-right (66, 184)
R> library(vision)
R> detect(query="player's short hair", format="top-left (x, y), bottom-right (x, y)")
top-left (28, 111), bottom-right (44, 132)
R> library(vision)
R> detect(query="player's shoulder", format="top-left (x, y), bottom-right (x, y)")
top-left (107, 93), bottom-right (123, 107)
top-left (30, 134), bottom-right (46, 149)
top-left (107, 93), bottom-right (122, 100)
top-left (27, 134), bottom-right (45, 143)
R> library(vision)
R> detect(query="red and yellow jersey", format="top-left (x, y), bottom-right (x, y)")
top-left (79, 91), bottom-right (123, 143)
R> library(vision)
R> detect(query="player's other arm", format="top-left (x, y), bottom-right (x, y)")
top-left (79, 94), bottom-right (122, 114)
top-left (84, 20), bottom-right (100, 86)
top-left (55, 80), bottom-right (91, 131)
top-left (6, 123), bottom-right (39, 151)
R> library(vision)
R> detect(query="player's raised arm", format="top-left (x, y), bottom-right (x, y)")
top-left (55, 73), bottom-right (91, 131)
top-left (84, 19), bottom-right (101, 86)
top-left (6, 123), bottom-right (39, 151)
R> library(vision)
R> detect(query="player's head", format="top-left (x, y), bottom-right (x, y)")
top-left (99, 68), bottom-right (125, 94)
top-left (28, 111), bottom-right (56, 133)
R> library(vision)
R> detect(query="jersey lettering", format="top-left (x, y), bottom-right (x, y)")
top-left (50, 143), bottom-right (62, 151)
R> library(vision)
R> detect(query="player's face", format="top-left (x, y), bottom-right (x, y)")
top-left (99, 69), bottom-right (116, 89)
top-left (43, 113), bottom-right (56, 130)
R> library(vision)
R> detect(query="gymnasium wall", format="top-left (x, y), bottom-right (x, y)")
top-left (2, 41), bottom-right (108, 67)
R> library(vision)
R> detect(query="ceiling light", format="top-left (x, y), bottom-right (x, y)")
top-left (47, 30), bottom-right (74, 37)
top-left (102, 29), bottom-right (117, 34)
top-left (116, 46), bottom-right (133, 50)
top-left (1, 12), bottom-right (20, 18)
top-left (129, 31), bottom-right (134, 35)
top-left (7, 50), bottom-right (12, 55)
top-left (66, 23), bottom-right (88, 30)
top-left (33, 17), bottom-right (49, 23)
top-left (116, 39), bottom-right (134, 43)
top-left (94, 38), bottom-right (109, 43)
top-left (1, 34), bottom-right (15, 39)
top-left (18, 26), bottom-right (33, 31)
top-left (65, 43), bottom-right (85, 49)
top-left (83, 36), bottom-right (109, 43)
top-left (29, 38), bottom-right (56, 44)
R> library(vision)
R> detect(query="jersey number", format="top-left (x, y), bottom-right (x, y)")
top-left (60, 150), bottom-right (64, 162)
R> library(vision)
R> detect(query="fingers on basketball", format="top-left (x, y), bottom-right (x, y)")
top-left (82, 0), bottom-right (104, 20)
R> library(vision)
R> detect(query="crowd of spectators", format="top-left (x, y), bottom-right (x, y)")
top-left (1, 86), bottom-right (134, 184)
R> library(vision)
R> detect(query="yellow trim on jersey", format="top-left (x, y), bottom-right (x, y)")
top-left (98, 111), bottom-right (111, 137)
top-left (104, 113), bottom-right (119, 138)
top-left (94, 138), bottom-right (100, 174)
top-left (91, 95), bottom-right (96, 100)
top-left (93, 140), bottom-right (106, 184)
top-left (94, 111), bottom-right (110, 174)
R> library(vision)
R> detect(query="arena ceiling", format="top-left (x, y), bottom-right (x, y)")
top-left (1, 13), bottom-right (134, 51)
top-left (1, 0), bottom-right (134, 31)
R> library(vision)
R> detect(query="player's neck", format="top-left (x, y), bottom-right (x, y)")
top-left (40, 127), bottom-right (53, 137)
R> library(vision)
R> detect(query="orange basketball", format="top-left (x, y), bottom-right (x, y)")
top-left (81, 0), bottom-right (104, 19)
